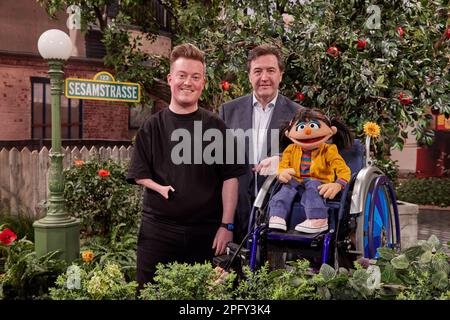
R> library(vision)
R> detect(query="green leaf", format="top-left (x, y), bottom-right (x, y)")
top-left (391, 254), bottom-right (409, 269)
top-left (377, 247), bottom-right (396, 260)
top-left (319, 264), bottom-right (336, 281)
top-left (431, 271), bottom-right (448, 289)
top-left (419, 251), bottom-right (432, 264)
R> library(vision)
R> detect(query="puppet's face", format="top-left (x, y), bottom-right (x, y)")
top-left (286, 119), bottom-right (337, 150)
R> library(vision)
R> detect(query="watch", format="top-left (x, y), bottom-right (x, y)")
top-left (220, 223), bottom-right (234, 231)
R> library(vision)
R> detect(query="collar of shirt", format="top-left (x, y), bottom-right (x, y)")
top-left (252, 93), bottom-right (278, 111)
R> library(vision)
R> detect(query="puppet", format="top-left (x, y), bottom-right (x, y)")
top-left (268, 108), bottom-right (353, 233)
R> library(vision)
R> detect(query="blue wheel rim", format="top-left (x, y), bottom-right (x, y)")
top-left (364, 187), bottom-right (391, 258)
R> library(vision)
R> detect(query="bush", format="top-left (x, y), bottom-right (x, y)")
top-left (0, 210), bottom-right (35, 244)
top-left (64, 158), bottom-right (142, 237)
top-left (137, 236), bottom-right (449, 301)
top-left (80, 224), bottom-right (137, 282)
top-left (49, 262), bottom-right (137, 300)
top-left (372, 158), bottom-right (400, 187)
top-left (139, 262), bottom-right (236, 300)
top-left (0, 238), bottom-right (67, 300)
top-left (396, 177), bottom-right (450, 207)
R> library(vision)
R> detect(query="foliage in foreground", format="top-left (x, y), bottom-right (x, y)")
top-left (49, 262), bottom-right (137, 300)
top-left (139, 235), bottom-right (449, 300)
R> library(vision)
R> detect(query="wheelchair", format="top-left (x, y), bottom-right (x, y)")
top-left (215, 140), bottom-right (401, 273)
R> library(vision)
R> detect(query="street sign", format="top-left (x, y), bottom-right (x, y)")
top-left (65, 71), bottom-right (141, 102)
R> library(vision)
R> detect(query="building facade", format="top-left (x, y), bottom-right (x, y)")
top-left (0, 0), bottom-right (171, 150)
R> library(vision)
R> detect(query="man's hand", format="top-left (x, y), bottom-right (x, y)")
top-left (158, 185), bottom-right (175, 199)
top-left (254, 156), bottom-right (280, 176)
top-left (212, 227), bottom-right (233, 256)
top-left (278, 168), bottom-right (296, 183)
top-left (317, 182), bottom-right (342, 199)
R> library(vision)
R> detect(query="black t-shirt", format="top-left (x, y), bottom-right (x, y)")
top-left (127, 107), bottom-right (247, 225)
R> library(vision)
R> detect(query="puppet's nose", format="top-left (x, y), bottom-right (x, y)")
top-left (305, 128), bottom-right (312, 135)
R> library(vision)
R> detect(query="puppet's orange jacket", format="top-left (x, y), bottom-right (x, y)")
top-left (277, 143), bottom-right (351, 184)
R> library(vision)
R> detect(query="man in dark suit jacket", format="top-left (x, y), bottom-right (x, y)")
top-left (219, 44), bottom-right (302, 243)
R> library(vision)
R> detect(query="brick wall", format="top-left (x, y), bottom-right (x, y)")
top-left (0, 53), bottom-right (130, 141)
top-left (83, 100), bottom-right (129, 140)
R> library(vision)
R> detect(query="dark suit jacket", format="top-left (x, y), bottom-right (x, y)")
top-left (219, 94), bottom-right (302, 241)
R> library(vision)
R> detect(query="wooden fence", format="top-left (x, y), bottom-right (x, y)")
top-left (0, 146), bottom-right (133, 217)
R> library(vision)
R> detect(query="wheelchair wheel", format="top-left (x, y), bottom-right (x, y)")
top-left (351, 166), bottom-right (401, 259)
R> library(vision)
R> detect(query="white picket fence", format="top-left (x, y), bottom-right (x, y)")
top-left (0, 146), bottom-right (133, 217)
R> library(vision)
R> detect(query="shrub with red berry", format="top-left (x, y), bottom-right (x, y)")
top-left (64, 158), bottom-right (142, 237)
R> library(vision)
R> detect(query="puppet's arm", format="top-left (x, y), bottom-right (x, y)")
top-left (136, 178), bottom-right (175, 199)
top-left (277, 144), bottom-right (296, 183)
top-left (317, 145), bottom-right (351, 199)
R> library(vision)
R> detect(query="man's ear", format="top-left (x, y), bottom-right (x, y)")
top-left (167, 73), bottom-right (172, 84)
top-left (331, 126), bottom-right (337, 135)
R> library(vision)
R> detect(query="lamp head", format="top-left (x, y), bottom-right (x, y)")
top-left (38, 29), bottom-right (73, 60)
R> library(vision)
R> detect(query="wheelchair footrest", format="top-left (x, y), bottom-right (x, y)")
top-left (267, 230), bottom-right (326, 242)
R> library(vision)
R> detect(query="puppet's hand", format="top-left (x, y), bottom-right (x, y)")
top-left (159, 185), bottom-right (175, 199)
top-left (317, 183), bottom-right (342, 199)
top-left (278, 168), bottom-right (296, 183)
top-left (254, 156), bottom-right (279, 176)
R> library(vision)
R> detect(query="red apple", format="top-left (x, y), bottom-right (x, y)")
top-left (357, 39), bottom-right (367, 49)
top-left (296, 92), bottom-right (305, 101)
top-left (326, 46), bottom-right (339, 57)
top-left (221, 80), bottom-right (230, 91)
top-left (397, 27), bottom-right (404, 37)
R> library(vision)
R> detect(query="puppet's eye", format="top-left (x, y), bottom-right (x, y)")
top-left (296, 124), bottom-right (306, 131)
top-left (309, 122), bottom-right (320, 130)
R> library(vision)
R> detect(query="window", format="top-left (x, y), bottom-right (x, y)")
top-left (31, 77), bottom-right (83, 140)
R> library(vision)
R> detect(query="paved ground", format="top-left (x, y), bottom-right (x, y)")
top-left (418, 209), bottom-right (450, 252)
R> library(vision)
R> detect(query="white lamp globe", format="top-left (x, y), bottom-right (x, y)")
top-left (37, 29), bottom-right (73, 60)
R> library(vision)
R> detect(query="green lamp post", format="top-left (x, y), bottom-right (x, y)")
top-left (34, 29), bottom-right (80, 262)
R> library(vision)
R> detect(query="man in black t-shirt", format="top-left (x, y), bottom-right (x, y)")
top-left (127, 43), bottom-right (246, 292)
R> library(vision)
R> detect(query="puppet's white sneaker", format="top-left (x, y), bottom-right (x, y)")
top-left (268, 216), bottom-right (287, 231)
top-left (295, 219), bottom-right (328, 233)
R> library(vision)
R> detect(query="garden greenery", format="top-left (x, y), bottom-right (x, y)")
top-left (39, 0), bottom-right (450, 161)
top-left (49, 262), bottom-right (137, 300)
top-left (396, 177), bottom-right (450, 207)
top-left (64, 157), bottom-right (142, 237)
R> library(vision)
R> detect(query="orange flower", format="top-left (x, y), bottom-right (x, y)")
top-left (363, 122), bottom-right (381, 138)
top-left (98, 169), bottom-right (110, 177)
top-left (74, 160), bottom-right (84, 167)
top-left (81, 250), bottom-right (94, 263)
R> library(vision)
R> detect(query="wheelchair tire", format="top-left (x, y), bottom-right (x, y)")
top-left (352, 166), bottom-right (401, 259)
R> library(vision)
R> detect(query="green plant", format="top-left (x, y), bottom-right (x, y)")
top-left (49, 262), bottom-right (137, 300)
top-left (64, 157), bottom-right (142, 237)
top-left (235, 260), bottom-right (319, 300)
top-left (139, 262), bottom-right (236, 300)
top-left (396, 177), bottom-right (450, 207)
top-left (372, 158), bottom-right (400, 187)
top-left (0, 238), bottom-right (67, 300)
top-left (375, 235), bottom-right (449, 300)
top-left (80, 223), bottom-right (137, 282)
top-left (0, 210), bottom-right (35, 243)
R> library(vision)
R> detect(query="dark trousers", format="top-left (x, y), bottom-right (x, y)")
top-left (136, 215), bottom-right (217, 293)
top-left (269, 179), bottom-right (328, 220)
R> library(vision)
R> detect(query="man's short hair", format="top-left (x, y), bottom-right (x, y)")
top-left (170, 43), bottom-right (205, 69)
top-left (247, 44), bottom-right (285, 72)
